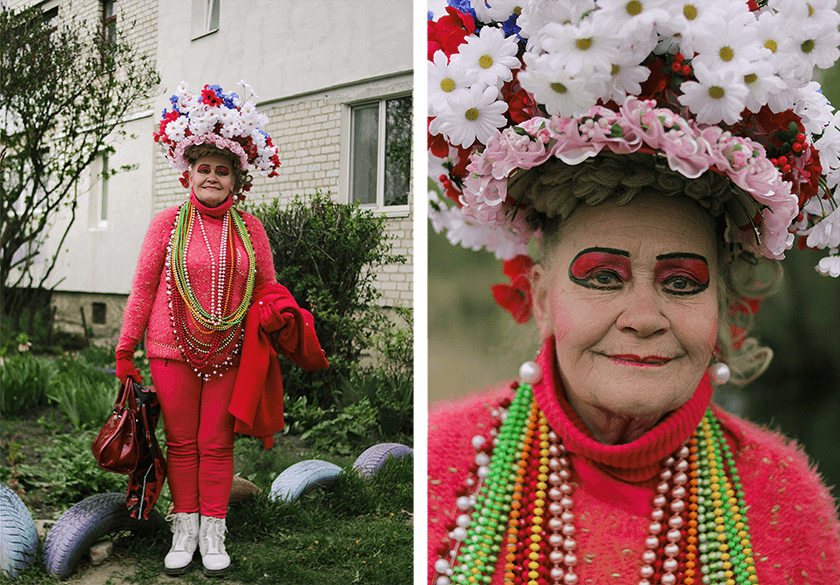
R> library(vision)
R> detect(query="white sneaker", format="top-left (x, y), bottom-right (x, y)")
top-left (163, 512), bottom-right (199, 575)
top-left (199, 515), bottom-right (231, 576)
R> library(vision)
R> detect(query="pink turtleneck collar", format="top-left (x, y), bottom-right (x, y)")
top-left (190, 190), bottom-right (233, 218)
top-left (531, 336), bottom-right (714, 483)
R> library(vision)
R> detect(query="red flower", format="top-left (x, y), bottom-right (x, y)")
top-left (502, 77), bottom-right (536, 125)
top-left (728, 297), bottom-right (761, 350)
top-left (638, 57), bottom-right (668, 101)
top-left (428, 7), bottom-right (475, 60)
top-left (428, 118), bottom-right (450, 158)
top-left (200, 86), bottom-right (223, 107)
top-left (491, 255), bottom-right (535, 324)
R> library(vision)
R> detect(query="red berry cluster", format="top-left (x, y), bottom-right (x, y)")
top-left (668, 52), bottom-right (692, 79)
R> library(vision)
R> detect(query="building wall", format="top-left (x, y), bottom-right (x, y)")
top-left (17, 0), bottom-right (413, 335)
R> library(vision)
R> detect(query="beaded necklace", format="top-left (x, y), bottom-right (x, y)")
top-left (166, 201), bottom-right (256, 378)
top-left (432, 374), bottom-right (759, 585)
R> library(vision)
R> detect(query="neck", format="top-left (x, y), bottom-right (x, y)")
top-left (565, 392), bottom-right (663, 444)
top-left (190, 191), bottom-right (232, 217)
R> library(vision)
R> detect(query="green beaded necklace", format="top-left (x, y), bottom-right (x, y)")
top-left (433, 382), bottom-right (759, 585)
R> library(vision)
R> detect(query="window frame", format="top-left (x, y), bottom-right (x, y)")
top-left (346, 92), bottom-right (411, 218)
top-left (191, 0), bottom-right (220, 40)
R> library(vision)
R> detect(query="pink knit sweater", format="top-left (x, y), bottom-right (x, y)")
top-left (117, 193), bottom-right (275, 367)
top-left (428, 340), bottom-right (840, 584)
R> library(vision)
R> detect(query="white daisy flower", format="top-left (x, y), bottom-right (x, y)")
top-left (806, 205), bottom-right (840, 249)
top-left (455, 26), bottom-right (521, 89)
top-left (791, 20), bottom-right (840, 69)
top-left (689, 11), bottom-right (762, 73)
top-left (432, 85), bottom-right (508, 148)
top-left (470, 0), bottom-right (520, 24)
top-left (742, 58), bottom-right (785, 113)
top-left (753, 11), bottom-right (799, 81)
top-left (429, 50), bottom-right (480, 116)
top-left (176, 81), bottom-right (190, 96)
top-left (593, 0), bottom-right (669, 48)
top-left (601, 54), bottom-right (651, 104)
top-left (658, 0), bottom-right (731, 55)
top-left (816, 114), bottom-right (840, 189)
top-left (519, 0), bottom-right (596, 49)
top-left (816, 252), bottom-right (840, 277)
top-left (540, 20), bottom-right (619, 76)
top-left (220, 121), bottom-right (238, 139)
top-left (216, 106), bottom-right (236, 125)
top-left (794, 82), bottom-right (835, 134)
top-left (167, 117), bottom-right (188, 141)
top-left (238, 80), bottom-right (259, 100)
top-left (518, 52), bottom-right (598, 117)
top-left (677, 62), bottom-right (748, 125)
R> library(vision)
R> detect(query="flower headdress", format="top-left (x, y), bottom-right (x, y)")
top-left (428, 0), bottom-right (840, 308)
top-left (154, 81), bottom-right (281, 197)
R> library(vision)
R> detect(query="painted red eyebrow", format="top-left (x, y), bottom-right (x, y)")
top-left (654, 255), bottom-right (710, 289)
top-left (569, 248), bottom-right (632, 282)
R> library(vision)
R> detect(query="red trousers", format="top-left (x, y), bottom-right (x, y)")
top-left (150, 359), bottom-right (236, 518)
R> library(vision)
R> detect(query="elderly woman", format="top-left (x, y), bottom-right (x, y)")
top-left (116, 82), bottom-right (326, 576)
top-left (428, 2), bottom-right (840, 584)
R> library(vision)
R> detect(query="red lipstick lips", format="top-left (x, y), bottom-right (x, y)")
top-left (610, 354), bottom-right (671, 366)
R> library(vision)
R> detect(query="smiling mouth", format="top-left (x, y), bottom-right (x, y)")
top-left (609, 354), bottom-right (672, 366)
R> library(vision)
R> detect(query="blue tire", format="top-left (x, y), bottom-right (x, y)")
top-left (42, 492), bottom-right (163, 579)
top-left (0, 484), bottom-right (38, 578)
top-left (352, 443), bottom-right (413, 478)
top-left (268, 460), bottom-right (342, 503)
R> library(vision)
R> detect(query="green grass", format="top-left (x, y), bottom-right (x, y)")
top-left (0, 445), bottom-right (412, 585)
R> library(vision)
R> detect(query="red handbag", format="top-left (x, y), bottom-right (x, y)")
top-left (92, 378), bottom-right (142, 475)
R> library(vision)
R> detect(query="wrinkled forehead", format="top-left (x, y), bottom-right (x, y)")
top-left (193, 153), bottom-right (233, 170)
top-left (544, 193), bottom-right (720, 267)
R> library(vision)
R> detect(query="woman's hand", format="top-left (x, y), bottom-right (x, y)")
top-left (115, 349), bottom-right (143, 384)
top-left (258, 302), bottom-right (292, 334)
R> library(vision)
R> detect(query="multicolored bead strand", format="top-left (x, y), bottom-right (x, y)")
top-left (166, 202), bottom-right (255, 378)
top-left (439, 383), bottom-right (534, 585)
top-left (432, 390), bottom-right (762, 585)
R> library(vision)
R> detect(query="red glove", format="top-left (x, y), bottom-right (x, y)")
top-left (115, 348), bottom-right (143, 384)
top-left (258, 302), bottom-right (293, 333)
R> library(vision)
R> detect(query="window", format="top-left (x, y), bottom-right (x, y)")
top-left (89, 153), bottom-right (109, 229)
top-left (349, 95), bottom-right (412, 213)
top-left (102, 0), bottom-right (117, 45)
top-left (191, 0), bottom-right (220, 39)
top-left (91, 302), bottom-right (106, 325)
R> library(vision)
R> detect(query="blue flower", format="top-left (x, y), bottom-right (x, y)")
top-left (447, 0), bottom-right (476, 21)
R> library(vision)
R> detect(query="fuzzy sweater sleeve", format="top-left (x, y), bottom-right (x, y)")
top-left (241, 211), bottom-right (276, 288)
top-left (117, 208), bottom-right (177, 352)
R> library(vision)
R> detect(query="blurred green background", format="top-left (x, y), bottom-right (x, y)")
top-left (428, 66), bottom-right (840, 502)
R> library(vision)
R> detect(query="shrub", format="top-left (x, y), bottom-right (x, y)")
top-left (47, 358), bottom-right (116, 431)
top-left (0, 355), bottom-right (57, 416)
top-left (249, 193), bottom-right (406, 409)
top-left (301, 398), bottom-right (380, 455)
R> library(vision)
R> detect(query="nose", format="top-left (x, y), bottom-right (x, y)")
top-left (615, 283), bottom-right (670, 338)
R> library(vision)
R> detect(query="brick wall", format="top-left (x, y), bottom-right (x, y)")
top-left (153, 83), bottom-right (414, 308)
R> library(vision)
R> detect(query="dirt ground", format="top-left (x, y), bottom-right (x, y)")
top-left (1, 410), bottom-right (260, 584)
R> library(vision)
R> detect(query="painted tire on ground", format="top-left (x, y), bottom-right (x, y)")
top-left (0, 484), bottom-right (38, 578)
top-left (352, 443), bottom-right (413, 478)
top-left (268, 460), bottom-right (342, 503)
top-left (43, 492), bottom-right (163, 579)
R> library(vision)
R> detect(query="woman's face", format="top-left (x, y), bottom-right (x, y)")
top-left (532, 193), bottom-right (720, 424)
top-left (189, 153), bottom-right (234, 207)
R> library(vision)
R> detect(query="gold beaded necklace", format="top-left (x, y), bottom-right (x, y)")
top-left (431, 382), bottom-right (759, 585)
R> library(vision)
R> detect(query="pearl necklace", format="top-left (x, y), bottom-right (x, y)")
top-left (166, 201), bottom-right (256, 379)
top-left (432, 362), bottom-right (759, 585)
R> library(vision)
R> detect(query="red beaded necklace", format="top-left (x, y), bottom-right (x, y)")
top-left (166, 200), bottom-right (255, 378)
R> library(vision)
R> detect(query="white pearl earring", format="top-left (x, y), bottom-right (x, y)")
top-left (519, 361), bottom-right (543, 384)
top-left (708, 361), bottom-right (731, 385)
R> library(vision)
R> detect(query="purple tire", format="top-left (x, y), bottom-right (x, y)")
top-left (0, 483), bottom-right (38, 578)
top-left (43, 492), bottom-right (163, 579)
top-left (352, 443), bottom-right (413, 478)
